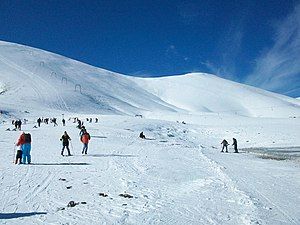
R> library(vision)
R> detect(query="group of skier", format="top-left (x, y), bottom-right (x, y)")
top-left (220, 138), bottom-right (238, 153)
top-left (12, 120), bottom-right (22, 130)
top-left (35, 117), bottom-right (59, 127)
top-left (13, 115), bottom-right (239, 165)
top-left (14, 119), bottom-right (91, 164)
top-left (59, 126), bottom-right (91, 156)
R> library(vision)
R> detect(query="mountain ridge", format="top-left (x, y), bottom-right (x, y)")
top-left (0, 40), bottom-right (299, 118)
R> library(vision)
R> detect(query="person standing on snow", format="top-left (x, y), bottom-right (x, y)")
top-left (17, 120), bottom-right (22, 130)
top-left (221, 139), bottom-right (229, 153)
top-left (232, 138), bottom-right (238, 153)
top-left (60, 131), bottom-right (72, 156)
top-left (81, 131), bottom-right (90, 154)
top-left (16, 132), bottom-right (32, 164)
top-left (37, 118), bottom-right (42, 127)
top-left (62, 118), bottom-right (66, 126)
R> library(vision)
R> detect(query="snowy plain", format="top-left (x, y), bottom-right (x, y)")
top-left (0, 41), bottom-right (300, 225)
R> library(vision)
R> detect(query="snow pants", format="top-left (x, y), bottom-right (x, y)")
top-left (21, 143), bottom-right (31, 164)
top-left (221, 145), bottom-right (228, 152)
top-left (61, 144), bottom-right (71, 156)
top-left (82, 143), bottom-right (88, 154)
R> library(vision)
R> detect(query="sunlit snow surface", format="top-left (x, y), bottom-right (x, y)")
top-left (0, 41), bottom-right (300, 225)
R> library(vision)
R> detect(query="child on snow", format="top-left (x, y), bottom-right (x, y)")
top-left (15, 145), bottom-right (22, 164)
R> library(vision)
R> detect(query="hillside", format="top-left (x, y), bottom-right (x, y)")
top-left (0, 40), bottom-right (300, 119)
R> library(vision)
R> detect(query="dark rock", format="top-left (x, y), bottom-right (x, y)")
top-left (67, 201), bottom-right (77, 207)
top-left (99, 193), bottom-right (108, 197)
top-left (119, 193), bottom-right (133, 198)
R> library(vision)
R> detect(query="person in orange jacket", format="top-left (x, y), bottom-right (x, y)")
top-left (80, 131), bottom-right (90, 154)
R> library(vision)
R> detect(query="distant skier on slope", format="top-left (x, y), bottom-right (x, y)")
top-left (37, 118), bottom-right (42, 127)
top-left (79, 126), bottom-right (86, 137)
top-left (139, 132), bottom-right (146, 139)
top-left (52, 118), bottom-right (58, 126)
top-left (232, 138), bottom-right (238, 153)
top-left (221, 139), bottom-right (229, 153)
top-left (62, 118), bottom-right (66, 126)
top-left (60, 131), bottom-right (72, 156)
top-left (17, 120), bottom-right (22, 130)
top-left (81, 131), bottom-right (91, 154)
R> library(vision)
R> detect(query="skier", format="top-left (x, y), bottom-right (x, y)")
top-left (221, 139), bottom-right (229, 153)
top-left (139, 132), bottom-right (146, 139)
top-left (77, 119), bottom-right (82, 129)
top-left (52, 118), bottom-right (58, 126)
top-left (16, 132), bottom-right (32, 164)
top-left (17, 120), bottom-right (22, 130)
top-left (62, 118), bottom-right (66, 126)
top-left (81, 131), bottom-right (90, 154)
top-left (60, 131), bottom-right (72, 156)
top-left (37, 118), bottom-right (42, 127)
top-left (232, 138), bottom-right (238, 153)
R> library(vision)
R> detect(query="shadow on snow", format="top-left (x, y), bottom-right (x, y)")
top-left (0, 212), bottom-right (47, 219)
top-left (88, 154), bottom-right (137, 158)
top-left (30, 162), bottom-right (90, 166)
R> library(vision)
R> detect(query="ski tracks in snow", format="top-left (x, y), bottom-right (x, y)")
top-left (0, 54), bottom-right (69, 111)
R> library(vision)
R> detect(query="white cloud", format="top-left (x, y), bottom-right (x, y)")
top-left (246, 4), bottom-right (300, 97)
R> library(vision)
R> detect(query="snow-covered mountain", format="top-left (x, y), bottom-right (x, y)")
top-left (0, 40), bottom-right (300, 119)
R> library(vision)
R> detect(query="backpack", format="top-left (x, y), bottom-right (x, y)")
top-left (24, 133), bottom-right (31, 143)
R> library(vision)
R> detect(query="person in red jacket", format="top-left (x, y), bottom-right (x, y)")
top-left (81, 131), bottom-right (90, 154)
top-left (16, 132), bottom-right (32, 164)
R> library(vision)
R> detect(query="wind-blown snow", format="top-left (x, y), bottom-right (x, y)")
top-left (0, 41), bottom-right (299, 225)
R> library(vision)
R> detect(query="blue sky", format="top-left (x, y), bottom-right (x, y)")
top-left (0, 0), bottom-right (299, 97)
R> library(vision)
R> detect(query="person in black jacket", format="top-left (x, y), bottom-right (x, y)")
top-left (60, 131), bottom-right (71, 156)
top-left (37, 118), bottom-right (42, 127)
top-left (221, 139), bottom-right (229, 153)
top-left (232, 138), bottom-right (238, 153)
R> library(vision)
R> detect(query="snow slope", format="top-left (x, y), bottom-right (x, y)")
top-left (131, 74), bottom-right (300, 117)
top-left (0, 41), bottom-right (300, 225)
top-left (0, 41), bottom-right (178, 117)
top-left (0, 40), bottom-right (300, 119)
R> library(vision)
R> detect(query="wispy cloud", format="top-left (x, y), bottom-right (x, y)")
top-left (246, 4), bottom-right (300, 97)
top-left (202, 24), bottom-right (244, 81)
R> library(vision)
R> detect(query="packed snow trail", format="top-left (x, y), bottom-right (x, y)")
top-left (0, 115), bottom-right (275, 225)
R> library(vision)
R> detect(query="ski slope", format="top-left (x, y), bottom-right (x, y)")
top-left (0, 41), bottom-right (300, 225)
top-left (0, 40), bottom-right (300, 119)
